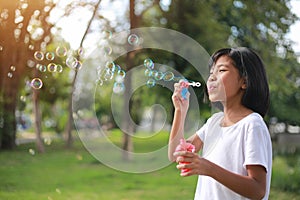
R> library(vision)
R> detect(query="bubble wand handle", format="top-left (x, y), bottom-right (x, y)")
top-left (179, 79), bottom-right (201, 99)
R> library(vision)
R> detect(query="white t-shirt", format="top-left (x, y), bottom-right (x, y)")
top-left (194, 112), bottom-right (272, 200)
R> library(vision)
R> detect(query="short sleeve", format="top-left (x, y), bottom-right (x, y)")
top-left (196, 122), bottom-right (207, 142)
top-left (243, 123), bottom-right (271, 172)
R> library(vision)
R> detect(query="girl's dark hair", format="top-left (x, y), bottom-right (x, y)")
top-left (207, 47), bottom-right (270, 117)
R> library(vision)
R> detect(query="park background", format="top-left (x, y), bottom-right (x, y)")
top-left (1, 0), bottom-right (300, 199)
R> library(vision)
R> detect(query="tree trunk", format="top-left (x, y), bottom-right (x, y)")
top-left (32, 82), bottom-right (45, 153)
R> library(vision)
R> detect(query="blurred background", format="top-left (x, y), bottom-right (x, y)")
top-left (0, 0), bottom-right (300, 199)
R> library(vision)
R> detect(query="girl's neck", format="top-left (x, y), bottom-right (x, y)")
top-left (221, 103), bottom-right (253, 127)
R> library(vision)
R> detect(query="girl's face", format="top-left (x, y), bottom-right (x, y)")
top-left (207, 55), bottom-right (246, 104)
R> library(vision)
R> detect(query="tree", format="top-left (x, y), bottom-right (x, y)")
top-left (0, 0), bottom-right (55, 150)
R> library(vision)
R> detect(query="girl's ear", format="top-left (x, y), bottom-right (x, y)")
top-left (241, 77), bottom-right (247, 89)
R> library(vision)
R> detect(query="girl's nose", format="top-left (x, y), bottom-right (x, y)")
top-left (208, 73), bottom-right (216, 82)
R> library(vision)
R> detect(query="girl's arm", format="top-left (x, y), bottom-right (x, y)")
top-left (175, 152), bottom-right (267, 199)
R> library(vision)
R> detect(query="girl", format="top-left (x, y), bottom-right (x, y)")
top-left (168, 47), bottom-right (272, 200)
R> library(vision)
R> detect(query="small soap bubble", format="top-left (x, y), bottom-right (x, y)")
top-left (66, 56), bottom-right (77, 68)
top-left (144, 58), bottom-right (154, 69)
top-left (76, 154), bottom-right (83, 161)
top-left (7, 72), bottom-right (13, 78)
top-left (146, 79), bottom-right (156, 88)
top-left (45, 52), bottom-right (55, 60)
top-left (47, 63), bottom-right (57, 72)
top-left (28, 148), bottom-right (35, 155)
top-left (128, 34), bottom-right (139, 45)
top-left (106, 61), bottom-right (115, 72)
top-left (163, 71), bottom-right (174, 81)
top-left (0, 45), bottom-right (3, 51)
top-left (34, 51), bottom-right (44, 61)
top-left (102, 30), bottom-right (112, 39)
top-left (20, 95), bottom-right (26, 102)
top-left (117, 69), bottom-right (126, 78)
top-left (37, 64), bottom-right (47, 72)
top-left (154, 71), bottom-right (164, 80)
top-left (113, 82), bottom-right (125, 94)
top-left (10, 65), bottom-right (16, 71)
top-left (30, 78), bottom-right (43, 89)
top-left (27, 60), bottom-right (35, 68)
top-left (55, 188), bottom-right (61, 194)
top-left (77, 47), bottom-right (84, 57)
top-left (73, 60), bottom-right (82, 71)
top-left (115, 75), bottom-right (124, 83)
top-left (104, 46), bottom-right (112, 55)
top-left (44, 137), bottom-right (52, 145)
top-left (56, 64), bottom-right (63, 73)
top-left (55, 46), bottom-right (67, 57)
top-left (144, 68), bottom-right (153, 77)
top-left (96, 79), bottom-right (103, 86)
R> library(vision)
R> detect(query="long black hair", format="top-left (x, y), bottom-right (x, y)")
top-left (207, 47), bottom-right (270, 117)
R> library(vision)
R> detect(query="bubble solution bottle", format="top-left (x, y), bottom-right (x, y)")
top-left (175, 139), bottom-right (195, 173)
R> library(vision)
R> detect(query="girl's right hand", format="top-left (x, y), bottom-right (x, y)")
top-left (172, 82), bottom-right (190, 114)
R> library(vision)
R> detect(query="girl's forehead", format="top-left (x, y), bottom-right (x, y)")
top-left (211, 56), bottom-right (235, 69)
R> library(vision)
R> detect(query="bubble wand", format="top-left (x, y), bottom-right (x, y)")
top-left (179, 79), bottom-right (201, 100)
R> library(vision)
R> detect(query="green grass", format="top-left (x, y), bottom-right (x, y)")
top-left (0, 130), bottom-right (300, 199)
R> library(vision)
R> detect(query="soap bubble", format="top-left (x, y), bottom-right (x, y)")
top-left (104, 46), bottom-right (112, 55)
top-left (37, 64), bottom-right (47, 72)
top-left (102, 30), bottom-right (112, 39)
top-left (44, 137), bottom-right (52, 145)
top-left (34, 51), bottom-right (44, 61)
top-left (73, 60), bottom-right (82, 71)
top-left (163, 71), bottom-right (174, 81)
top-left (128, 34), bottom-right (139, 45)
top-left (144, 58), bottom-right (154, 69)
top-left (20, 96), bottom-right (26, 102)
top-left (28, 148), bottom-right (35, 155)
top-left (47, 63), bottom-right (57, 72)
top-left (10, 65), bottom-right (16, 71)
top-left (146, 79), bottom-right (156, 88)
top-left (7, 72), bottom-right (13, 78)
top-left (154, 71), bottom-right (164, 80)
top-left (66, 56), bottom-right (77, 68)
top-left (45, 52), bottom-right (55, 60)
top-left (30, 78), bottom-right (43, 89)
top-left (106, 61), bottom-right (116, 72)
top-left (113, 82), bottom-right (125, 94)
top-left (55, 46), bottom-right (67, 57)
top-left (56, 64), bottom-right (63, 73)
top-left (117, 69), bottom-right (126, 78)
top-left (144, 69), bottom-right (153, 77)
top-left (77, 47), bottom-right (84, 57)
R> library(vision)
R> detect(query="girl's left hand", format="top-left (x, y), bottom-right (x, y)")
top-left (173, 151), bottom-right (212, 177)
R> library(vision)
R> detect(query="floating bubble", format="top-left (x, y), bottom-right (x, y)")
top-left (115, 75), bottom-right (124, 83)
top-left (128, 34), bottom-right (139, 45)
top-left (104, 46), bottom-right (112, 55)
top-left (144, 58), bottom-right (154, 69)
top-left (144, 68), bottom-right (153, 77)
top-left (30, 78), bottom-right (43, 89)
top-left (163, 71), bottom-right (174, 81)
top-left (34, 51), bottom-right (44, 61)
top-left (0, 45), bottom-right (3, 51)
top-left (20, 95), bottom-right (26, 102)
top-left (106, 61), bottom-right (115, 72)
top-left (154, 71), bottom-right (164, 80)
top-left (77, 47), bottom-right (84, 57)
top-left (7, 72), bottom-right (13, 78)
top-left (55, 46), bottom-right (67, 57)
top-left (56, 64), bottom-right (63, 73)
top-left (28, 44), bottom-right (34, 50)
top-left (66, 56), bottom-right (77, 68)
top-left (102, 30), bottom-right (112, 39)
top-left (113, 82), bottom-right (125, 94)
top-left (47, 63), bottom-right (57, 72)
top-left (117, 69), bottom-right (126, 78)
top-left (55, 188), bottom-right (61, 194)
top-left (146, 79), bottom-right (156, 88)
top-left (27, 60), bottom-right (35, 68)
top-left (10, 65), bottom-right (16, 71)
top-left (76, 154), bottom-right (83, 161)
top-left (45, 52), bottom-right (55, 60)
top-left (96, 79), bottom-right (104, 86)
top-left (44, 137), bottom-right (52, 145)
top-left (37, 64), bottom-right (47, 72)
top-left (28, 148), bottom-right (35, 155)
top-left (73, 60), bottom-right (82, 71)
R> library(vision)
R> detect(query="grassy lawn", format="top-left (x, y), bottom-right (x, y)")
top-left (0, 130), bottom-right (299, 200)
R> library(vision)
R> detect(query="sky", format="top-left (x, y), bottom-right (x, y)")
top-left (287, 0), bottom-right (300, 53)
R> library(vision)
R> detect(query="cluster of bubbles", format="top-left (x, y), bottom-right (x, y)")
top-left (30, 46), bottom-right (83, 90)
top-left (96, 61), bottom-right (127, 94)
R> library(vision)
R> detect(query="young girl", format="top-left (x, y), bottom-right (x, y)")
top-left (168, 47), bottom-right (272, 200)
